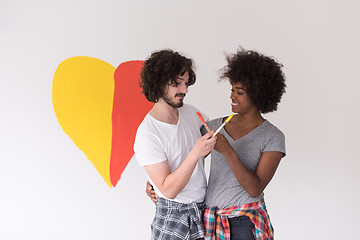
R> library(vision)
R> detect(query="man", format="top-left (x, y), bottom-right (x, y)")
top-left (134, 49), bottom-right (216, 240)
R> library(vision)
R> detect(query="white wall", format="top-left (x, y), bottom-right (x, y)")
top-left (1, 0), bottom-right (359, 239)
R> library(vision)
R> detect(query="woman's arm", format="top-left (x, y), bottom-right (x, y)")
top-left (214, 133), bottom-right (282, 198)
top-left (145, 181), bottom-right (158, 204)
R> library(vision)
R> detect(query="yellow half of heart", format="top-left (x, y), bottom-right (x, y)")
top-left (53, 56), bottom-right (115, 187)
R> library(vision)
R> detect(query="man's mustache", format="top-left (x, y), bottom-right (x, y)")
top-left (175, 93), bottom-right (186, 97)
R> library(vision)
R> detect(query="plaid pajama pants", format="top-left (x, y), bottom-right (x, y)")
top-left (151, 197), bottom-right (206, 240)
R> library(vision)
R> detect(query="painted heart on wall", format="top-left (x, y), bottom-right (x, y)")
top-left (52, 57), bottom-right (153, 188)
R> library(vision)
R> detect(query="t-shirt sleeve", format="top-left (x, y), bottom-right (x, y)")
top-left (134, 131), bottom-right (167, 166)
top-left (263, 131), bottom-right (286, 158)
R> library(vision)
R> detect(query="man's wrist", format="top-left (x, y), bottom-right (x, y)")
top-left (188, 150), bottom-right (199, 162)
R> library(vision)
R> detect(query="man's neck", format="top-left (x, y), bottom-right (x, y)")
top-left (149, 99), bottom-right (179, 125)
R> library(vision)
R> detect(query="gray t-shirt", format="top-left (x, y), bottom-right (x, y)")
top-left (202, 118), bottom-right (286, 209)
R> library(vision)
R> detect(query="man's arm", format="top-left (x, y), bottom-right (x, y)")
top-left (144, 131), bottom-right (216, 199)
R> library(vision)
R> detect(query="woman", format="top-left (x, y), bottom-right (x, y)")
top-left (203, 48), bottom-right (286, 240)
top-left (147, 48), bottom-right (286, 239)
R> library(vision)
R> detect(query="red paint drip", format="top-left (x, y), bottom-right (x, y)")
top-left (110, 61), bottom-right (153, 187)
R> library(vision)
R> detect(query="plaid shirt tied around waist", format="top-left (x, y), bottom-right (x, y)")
top-left (203, 198), bottom-right (274, 240)
top-left (152, 197), bottom-right (205, 240)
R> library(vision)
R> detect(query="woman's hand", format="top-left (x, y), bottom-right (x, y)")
top-left (213, 133), bottom-right (231, 155)
top-left (145, 181), bottom-right (158, 204)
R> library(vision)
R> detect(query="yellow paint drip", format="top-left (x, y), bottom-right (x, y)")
top-left (53, 56), bottom-right (115, 187)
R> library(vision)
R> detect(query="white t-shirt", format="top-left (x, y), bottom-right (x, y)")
top-left (134, 104), bottom-right (208, 203)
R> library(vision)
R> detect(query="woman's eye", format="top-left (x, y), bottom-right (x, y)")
top-left (231, 89), bottom-right (244, 95)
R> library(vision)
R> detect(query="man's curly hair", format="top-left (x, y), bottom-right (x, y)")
top-left (140, 49), bottom-right (196, 103)
top-left (221, 48), bottom-right (286, 113)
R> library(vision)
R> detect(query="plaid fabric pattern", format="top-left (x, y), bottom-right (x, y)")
top-left (203, 199), bottom-right (274, 240)
top-left (151, 197), bottom-right (206, 240)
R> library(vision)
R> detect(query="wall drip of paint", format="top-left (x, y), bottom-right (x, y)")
top-left (53, 57), bottom-right (152, 187)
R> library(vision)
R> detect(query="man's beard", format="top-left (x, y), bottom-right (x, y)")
top-left (162, 94), bottom-right (185, 108)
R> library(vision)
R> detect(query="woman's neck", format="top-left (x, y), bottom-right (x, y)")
top-left (224, 112), bottom-right (264, 140)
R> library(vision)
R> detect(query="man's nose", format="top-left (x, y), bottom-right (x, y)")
top-left (179, 82), bottom-right (188, 94)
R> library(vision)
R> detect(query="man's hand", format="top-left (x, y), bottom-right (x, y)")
top-left (190, 130), bottom-right (217, 159)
